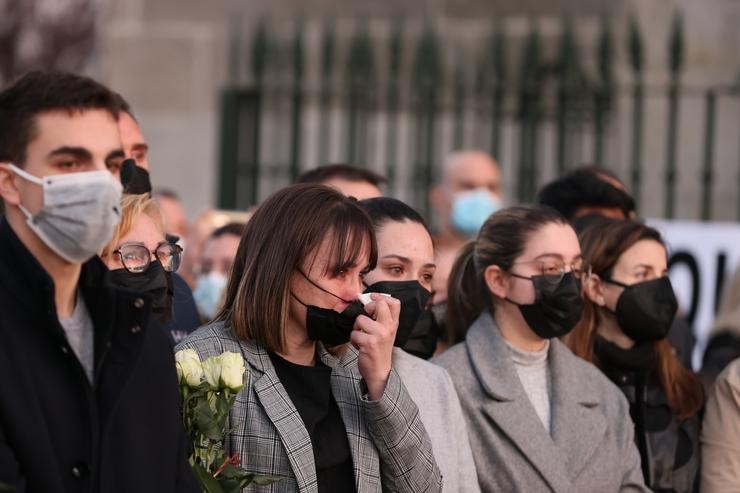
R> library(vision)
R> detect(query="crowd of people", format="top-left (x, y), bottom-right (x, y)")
top-left (1, 70), bottom-right (739, 493)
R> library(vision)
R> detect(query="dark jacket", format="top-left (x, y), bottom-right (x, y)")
top-left (595, 338), bottom-right (701, 493)
top-left (0, 218), bottom-right (198, 492)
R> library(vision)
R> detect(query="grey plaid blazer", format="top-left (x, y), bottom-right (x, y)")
top-left (176, 322), bottom-right (443, 492)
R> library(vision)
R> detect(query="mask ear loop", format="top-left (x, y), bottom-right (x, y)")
top-left (298, 269), bottom-right (356, 304)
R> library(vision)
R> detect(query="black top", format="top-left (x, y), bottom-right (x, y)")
top-left (269, 352), bottom-right (356, 492)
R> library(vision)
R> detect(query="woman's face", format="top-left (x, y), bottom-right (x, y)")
top-left (505, 222), bottom-right (582, 304)
top-left (289, 233), bottom-right (370, 315)
top-left (103, 213), bottom-right (166, 271)
top-left (362, 220), bottom-right (435, 292)
top-left (601, 239), bottom-right (667, 311)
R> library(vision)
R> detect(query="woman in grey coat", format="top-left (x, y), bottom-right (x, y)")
top-left (177, 184), bottom-right (442, 492)
top-left (433, 206), bottom-right (649, 493)
top-left (357, 197), bottom-right (480, 492)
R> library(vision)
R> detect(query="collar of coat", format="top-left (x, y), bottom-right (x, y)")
top-left (237, 335), bottom-right (359, 378)
top-left (465, 311), bottom-right (607, 492)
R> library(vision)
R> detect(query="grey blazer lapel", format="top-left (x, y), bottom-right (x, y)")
top-left (467, 313), bottom-right (573, 493)
top-left (549, 340), bottom-right (606, 481)
top-left (244, 342), bottom-right (318, 492)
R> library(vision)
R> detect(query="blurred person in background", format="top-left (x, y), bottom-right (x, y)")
top-left (192, 221), bottom-right (245, 321)
top-left (536, 166), bottom-right (635, 221)
top-left (177, 184), bottom-right (442, 492)
top-left (568, 218), bottom-right (704, 492)
top-left (297, 163), bottom-right (385, 200)
top-left (537, 165), bottom-right (695, 369)
top-left (428, 150), bottom-right (502, 352)
top-left (0, 71), bottom-right (196, 492)
top-left (178, 208), bottom-right (252, 288)
top-left (433, 205), bottom-right (648, 492)
top-left (153, 188), bottom-right (189, 240)
top-left (701, 357), bottom-right (740, 492)
top-left (358, 197), bottom-right (479, 492)
top-left (99, 193), bottom-right (192, 344)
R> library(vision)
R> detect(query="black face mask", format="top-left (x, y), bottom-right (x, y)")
top-left (110, 260), bottom-right (173, 324)
top-left (402, 309), bottom-right (440, 360)
top-left (363, 280), bottom-right (432, 348)
top-left (507, 271), bottom-right (583, 339)
top-left (293, 270), bottom-right (366, 347)
top-left (604, 276), bottom-right (678, 342)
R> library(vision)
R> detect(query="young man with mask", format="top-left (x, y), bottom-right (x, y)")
top-left (0, 71), bottom-right (197, 492)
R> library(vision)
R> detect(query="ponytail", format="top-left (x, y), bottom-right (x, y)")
top-left (442, 205), bottom-right (568, 346)
top-left (446, 242), bottom-right (487, 346)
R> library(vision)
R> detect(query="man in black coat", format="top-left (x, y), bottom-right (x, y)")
top-left (0, 71), bottom-right (198, 492)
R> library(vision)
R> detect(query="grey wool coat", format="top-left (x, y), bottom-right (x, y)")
top-left (433, 312), bottom-right (650, 493)
top-left (177, 322), bottom-right (443, 492)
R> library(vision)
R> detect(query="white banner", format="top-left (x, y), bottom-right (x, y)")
top-left (648, 219), bottom-right (740, 369)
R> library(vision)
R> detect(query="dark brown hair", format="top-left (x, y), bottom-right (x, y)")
top-left (216, 184), bottom-right (377, 353)
top-left (0, 71), bottom-right (122, 166)
top-left (567, 218), bottom-right (703, 421)
top-left (445, 205), bottom-right (568, 345)
top-left (297, 164), bottom-right (387, 188)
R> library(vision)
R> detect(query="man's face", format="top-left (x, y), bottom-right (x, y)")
top-left (118, 111), bottom-right (150, 171)
top-left (430, 152), bottom-right (502, 230)
top-left (1, 109), bottom-right (122, 214)
top-left (445, 154), bottom-right (502, 197)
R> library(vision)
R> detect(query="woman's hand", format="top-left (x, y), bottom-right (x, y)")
top-left (350, 293), bottom-right (400, 401)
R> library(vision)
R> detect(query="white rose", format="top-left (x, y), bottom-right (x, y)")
top-left (219, 352), bottom-right (246, 391)
top-left (175, 349), bottom-right (203, 387)
top-left (201, 355), bottom-right (222, 389)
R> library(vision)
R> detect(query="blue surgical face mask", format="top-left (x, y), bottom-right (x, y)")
top-left (193, 271), bottom-right (228, 320)
top-left (450, 188), bottom-right (501, 237)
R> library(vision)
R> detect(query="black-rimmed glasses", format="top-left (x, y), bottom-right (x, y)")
top-left (113, 241), bottom-right (183, 273)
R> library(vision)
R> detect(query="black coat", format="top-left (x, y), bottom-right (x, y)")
top-left (595, 338), bottom-right (701, 493)
top-left (0, 219), bottom-right (199, 492)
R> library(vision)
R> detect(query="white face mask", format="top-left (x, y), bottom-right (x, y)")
top-left (10, 164), bottom-right (123, 263)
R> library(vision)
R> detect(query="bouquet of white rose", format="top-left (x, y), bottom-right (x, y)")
top-left (175, 349), bottom-right (280, 492)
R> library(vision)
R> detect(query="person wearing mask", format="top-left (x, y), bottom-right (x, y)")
top-left (99, 193), bottom-right (186, 344)
top-left (192, 222), bottom-right (245, 321)
top-left (297, 163), bottom-right (386, 200)
top-left (0, 71), bottom-right (196, 492)
top-left (177, 184), bottom-right (442, 492)
top-left (433, 206), bottom-right (648, 492)
top-left (111, 93), bottom-right (202, 342)
top-left (568, 218), bottom-right (704, 492)
top-left (537, 165), bottom-right (695, 368)
top-left (428, 150), bottom-right (502, 352)
top-left (357, 197), bottom-right (479, 492)
top-left (701, 357), bottom-right (740, 492)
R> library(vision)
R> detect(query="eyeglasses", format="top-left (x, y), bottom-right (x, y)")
top-left (510, 257), bottom-right (585, 285)
top-left (113, 241), bottom-right (183, 274)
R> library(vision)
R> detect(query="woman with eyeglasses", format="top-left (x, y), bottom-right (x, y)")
top-left (433, 205), bottom-right (649, 492)
top-left (566, 218), bottom-right (703, 492)
top-left (100, 193), bottom-right (183, 327)
top-left (177, 184), bottom-right (441, 492)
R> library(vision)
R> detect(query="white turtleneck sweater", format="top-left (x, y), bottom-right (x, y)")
top-left (505, 339), bottom-right (552, 434)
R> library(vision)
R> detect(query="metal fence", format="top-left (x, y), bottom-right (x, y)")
top-left (217, 13), bottom-right (740, 221)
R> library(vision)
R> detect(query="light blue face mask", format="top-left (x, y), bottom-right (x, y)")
top-left (193, 272), bottom-right (228, 320)
top-left (450, 189), bottom-right (501, 237)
